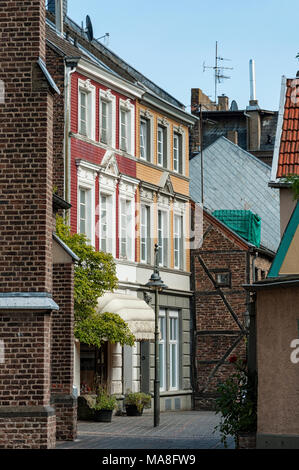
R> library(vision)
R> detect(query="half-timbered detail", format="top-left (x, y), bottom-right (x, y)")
top-left (191, 209), bottom-right (274, 410)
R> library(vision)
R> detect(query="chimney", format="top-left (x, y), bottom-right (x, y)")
top-left (227, 130), bottom-right (238, 145)
top-left (47, 0), bottom-right (67, 34)
top-left (218, 94), bottom-right (229, 111)
top-left (191, 88), bottom-right (217, 112)
top-left (247, 59), bottom-right (261, 151)
top-left (248, 59), bottom-right (259, 108)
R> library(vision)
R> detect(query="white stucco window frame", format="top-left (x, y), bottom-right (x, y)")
top-left (157, 194), bottom-right (170, 268)
top-left (99, 172), bottom-right (117, 258)
top-left (77, 162), bottom-right (97, 247)
top-left (139, 187), bottom-right (155, 265)
top-left (157, 117), bottom-right (170, 169)
top-left (78, 78), bottom-right (96, 141)
top-left (99, 88), bottom-right (116, 149)
top-left (173, 198), bottom-right (186, 271)
top-left (139, 108), bottom-right (154, 163)
top-left (119, 98), bottom-right (135, 156)
top-left (118, 176), bottom-right (138, 262)
top-left (168, 309), bottom-right (179, 391)
top-left (172, 124), bottom-right (186, 176)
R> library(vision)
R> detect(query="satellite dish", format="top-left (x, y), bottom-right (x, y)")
top-left (230, 100), bottom-right (238, 111)
top-left (85, 15), bottom-right (94, 41)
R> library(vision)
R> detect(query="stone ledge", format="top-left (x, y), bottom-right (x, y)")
top-left (51, 394), bottom-right (78, 405)
top-left (0, 405), bottom-right (55, 418)
top-left (0, 292), bottom-right (59, 311)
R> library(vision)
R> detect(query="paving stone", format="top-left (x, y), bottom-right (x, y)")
top-left (57, 411), bottom-right (235, 449)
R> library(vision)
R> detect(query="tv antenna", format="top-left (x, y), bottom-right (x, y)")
top-left (203, 41), bottom-right (233, 103)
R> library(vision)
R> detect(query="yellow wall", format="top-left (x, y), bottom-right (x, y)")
top-left (136, 101), bottom-right (191, 273)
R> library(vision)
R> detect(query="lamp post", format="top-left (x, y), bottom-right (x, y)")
top-left (145, 243), bottom-right (167, 427)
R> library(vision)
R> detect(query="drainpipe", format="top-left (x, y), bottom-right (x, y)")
top-left (64, 57), bottom-right (80, 222)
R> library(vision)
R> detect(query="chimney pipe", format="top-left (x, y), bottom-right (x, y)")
top-left (249, 59), bottom-right (256, 102)
top-left (55, 0), bottom-right (63, 35)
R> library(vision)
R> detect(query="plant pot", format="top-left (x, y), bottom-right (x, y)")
top-left (125, 405), bottom-right (143, 416)
top-left (236, 432), bottom-right (256, 449)
top-left (93, 409), bottom-right (113, 422)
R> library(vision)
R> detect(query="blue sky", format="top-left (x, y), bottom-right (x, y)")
top-left (67, 0), bottom-right (299, 111)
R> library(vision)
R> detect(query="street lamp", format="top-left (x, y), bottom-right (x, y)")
top-left (145, 243), bottom-right (167, 427)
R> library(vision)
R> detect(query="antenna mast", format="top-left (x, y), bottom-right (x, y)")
top-left (203, 41), bottom-right (233, 103)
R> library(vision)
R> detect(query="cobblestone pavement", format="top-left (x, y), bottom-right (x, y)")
top-left (57, 411), bottom-right (235, 449)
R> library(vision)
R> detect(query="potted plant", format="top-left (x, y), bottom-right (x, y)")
top-left (214, 355), bottom-right (257, 449)
top-left (124, 392), bottom-right (151, 416)
top-left (92, 386), bottom-right (117, 422)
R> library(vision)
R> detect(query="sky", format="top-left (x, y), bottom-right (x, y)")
top-left (67, 0), bottom-right (299, 111)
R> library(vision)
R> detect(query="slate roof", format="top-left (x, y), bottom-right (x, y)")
top-left (190, 136), bottom-right (280, 252)
top-left (271, 76), bottom-right (299, 181)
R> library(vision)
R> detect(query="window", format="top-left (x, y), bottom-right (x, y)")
top-left (78, 79), bottom-right (95, 140)
top-left (158, 210), bottom-right (168, 267)
top-left (120, 198), bottom-right (133, 260)
top-left (120, 109), bottom-right (128, 152)
top-left (213, 270), bottom-right (231, 288)
top-left (119, 99), bottom-right (134, 155)
top-left (79, 90), bottom-right (87, 136)
top-left (100, 194), bottom-right (113, 253)
top-left (159, 308), bottom-right (179, 391)
top-left (159, 310), bottom-right (166, 391)
top-left (157, 125), bottom-right (167, 167)
top-left (174, 214), bottom-right (183, 269)
top-left (100, 90), bottom-right (116, 147)
top-left (100, 100), bottom-right (109, 144)
top-left (140, 118), bottom-right (151, 161)
top-left (140, 205), bottom-right (151, 263)
top-left (173, 132), bottom-right (183, 173)
top-left (169, 311), bottom-right (179, 390)
top-left (79, 187), bottom-right (92, 242)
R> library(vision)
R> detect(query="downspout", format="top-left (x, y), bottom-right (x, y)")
top-left (64, 57), bottom-right (79, 222)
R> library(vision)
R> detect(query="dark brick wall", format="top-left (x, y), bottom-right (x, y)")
top-left (192, 213), bottom-right (272, 409)
top-left (192, 215), bottom-right (248, 409)
top-left (46, 44), bottom-right (66, 199)
top-left (0, 0), bottom-right (53, 293)
top-left (0, 0), bottom-right (57, 448)
top-left (52, 263), bottom-right (77, 441)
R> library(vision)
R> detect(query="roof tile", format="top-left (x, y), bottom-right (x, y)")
top-left (276, 78), bottom-right (299, 178)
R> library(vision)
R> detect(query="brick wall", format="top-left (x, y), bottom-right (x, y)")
top-left (0, 0), bottom-right (57, 448)
top-left (192, 214), bottom-right (248, 409)
top-left (52, 263), bottom-right (77, 441)
top-left (0, 0), bottom-right (53, 292)
top-left (46, 44), bottom-right (65, 199)
top-left (0, 311), bottom-right (56, 448)
top-left (192, 213), bottom-right (272, 409)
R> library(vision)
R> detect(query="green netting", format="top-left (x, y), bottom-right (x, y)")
top-left (212, 210), bottom-right (261, 247)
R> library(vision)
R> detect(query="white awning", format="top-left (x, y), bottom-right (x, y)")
top-left (96, 293), bottom-right (155, 341)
